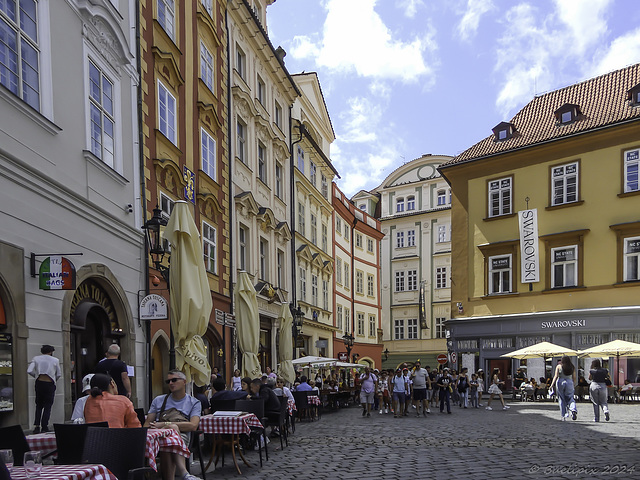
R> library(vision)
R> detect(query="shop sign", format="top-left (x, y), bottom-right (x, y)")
top-left (183, 166), bottom-right (195, 203)
top-left (541, 319), bottom-right (586, 329)
top-left (38, 256), bottom-right (76, 290)
top-left (419, 281), bottom-right (427, 329)
top-left (139, 294), bottom-right (168, 320)
top-left (338, 352), bottom-right (348, 362)
top-left (518, 209), bottom-right (539, 283)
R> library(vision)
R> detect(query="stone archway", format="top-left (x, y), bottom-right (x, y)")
top-left (151, 330), bottom-right (170, 399)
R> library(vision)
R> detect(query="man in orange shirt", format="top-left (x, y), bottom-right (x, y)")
top-left (84, 374), bottom-right (140, 428)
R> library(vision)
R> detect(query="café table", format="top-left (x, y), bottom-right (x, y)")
top-left (26, 432), bottom-right (58, 457)
top-left (9, 463), bottom-right (116, 480)
top-left (199, 413), bottom-right (263, 475)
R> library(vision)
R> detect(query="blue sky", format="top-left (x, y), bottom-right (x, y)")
top-left (266, 0), bottom-right (640, 196)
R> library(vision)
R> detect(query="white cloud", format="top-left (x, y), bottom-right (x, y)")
top-left (554, 0), bottom-right (612, 55)
top-left (338, 97), bottom-right (381, 143)
top-left (396, 0), bottom-right (425, 18)
top-left (591, 27), bottom-right (640, 76)
top-left (457, 0), bottom-right (494, 41)
top-left (288, 0), bottom-right (436, 83)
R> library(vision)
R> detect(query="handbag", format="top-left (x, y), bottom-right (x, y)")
top-left (157, 394), bottom-right (190, 423)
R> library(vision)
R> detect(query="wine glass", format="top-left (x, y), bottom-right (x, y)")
top-left (23, 451), bottom-right (42, 478)
top-left (0, 449), bottom-right (13, 474)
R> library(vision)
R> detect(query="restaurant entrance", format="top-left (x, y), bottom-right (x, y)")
top-left (488, 358), bottom-right (512, 391)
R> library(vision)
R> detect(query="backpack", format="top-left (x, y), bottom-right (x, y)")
top-left (458, 376), bottom-right (468, 392)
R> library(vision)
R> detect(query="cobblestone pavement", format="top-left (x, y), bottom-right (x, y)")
top-left (192, 400), bottom-right (640, 480)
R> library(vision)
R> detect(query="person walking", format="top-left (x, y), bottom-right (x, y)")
top-left (436, 368), bottom-right (453, 414)
top-left (469, 373), bottom-right (479, 408)
top-left (589, 359), bottom-right (610, 422)
top-left (390, 369), bottom-right (408, 418)
top-left (359, 366), bottom-right (378, 418)
top-left (551, 356), bottom-right (577, 421)
top-left (457, 367), bottom-right (470, 408)
top-left (485, 368), bottom-right (509, 411)
top-left (377, 370), bottom-right (391, 414)
top-left (27, 345), bottom-right (62, 433)
top-left (411, 361), bottom-right (431, 416)
top-left (476, 369), bottom-right (485, 407)
top-left (94, 344), bottom-right (131, 398)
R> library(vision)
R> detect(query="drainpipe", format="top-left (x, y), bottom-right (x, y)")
top-left (225, 5), bottom-right (234, 376)
top-left (290, 121), bottom-right (303, 307)
top-left (351, 217), bottom-right (358, 342)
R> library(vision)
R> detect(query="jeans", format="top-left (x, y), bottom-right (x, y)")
top-left (440, 388), bottom-right (451, 413)
top-left (556, 378), bottom-right (576, 418)
top-left (470, 389), bottom-right (478, 407)
top-left (590, 382), bottom-right (609, 421)
top-left (459, 389), bottom-right (469, 407)
top-left (34, 380), bottom-right (56, 428)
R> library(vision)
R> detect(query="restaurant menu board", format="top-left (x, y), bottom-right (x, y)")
top-left (0, 333), bottom-right (13, 411)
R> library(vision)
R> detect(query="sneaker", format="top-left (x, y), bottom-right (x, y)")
top-left (426, 408), bottom-right (431, 414)
top-left (485, 406), bottom-right (492, 411)
top-left (605, 412), bottom-right (610, 421)
top-left (183, 474), bottom-right (202, 480)
top-left (572, 410), bottom-right (577, 421)
top-left (32, 426), bottom-right (40, 434)
top-left (385, 408), bottom-right (389, 414)
top-left (561, 417), bottom-right (566, 421)
top-left (478, 403), bottom-right (483, 407)
top-left (412, 404), bottom-right (416, 409)
top-left (362, 409), bottom-right (367, 417)
top-left (366, 412), bottom-right (371, 417)
top-left (379, 409), bottom-right (383, 414)
top-left (502, 406), bottom-right (509, 410)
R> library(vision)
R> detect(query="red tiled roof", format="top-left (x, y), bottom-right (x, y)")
top-left (441, 63), bottom-right (640, 168)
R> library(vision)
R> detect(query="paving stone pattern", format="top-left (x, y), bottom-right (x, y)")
top-left (192, 402), bottom-right (640, 480)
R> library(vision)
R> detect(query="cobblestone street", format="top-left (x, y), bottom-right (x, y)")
top-left (195, 401), bottom-right (640, 480)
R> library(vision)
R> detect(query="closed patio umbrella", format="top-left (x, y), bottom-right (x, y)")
top-left (578, 339), bottom-right (640, 387)
top-left (277, 304), bottom-right (295, 384)
top-left (235, 271), bottom-right (261, 379)
top-left (163, 201), bottom-right (212, 386)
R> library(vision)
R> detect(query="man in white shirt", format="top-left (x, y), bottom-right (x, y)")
top-left (27, 345), bottom-right (62, 433)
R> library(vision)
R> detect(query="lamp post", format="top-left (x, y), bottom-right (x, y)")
top-left (290, 303), bottom-right (304, 359)
top-left (142, 206), bottom-right (175, 369)
top-left (342, 333), bottom-right (354, 363)
top-left (383, 348), bottom-right (390, 362)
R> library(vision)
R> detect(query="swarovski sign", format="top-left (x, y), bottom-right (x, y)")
top-left (541, 319), bottom-right (586, 329)
top-left (518, 209), bottom-right (540, 283)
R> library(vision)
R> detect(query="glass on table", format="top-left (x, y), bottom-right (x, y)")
top-left (0, 449), bottom-right (13, 473)
top-left (23, 451), bottom-right (42, 478)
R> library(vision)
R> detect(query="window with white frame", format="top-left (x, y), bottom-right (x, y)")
top-left (158, 0), bottom-right (175, 40)
top-left (369, 315), bottom-right (376, 337)
top-left (258, 142), bottom-right (267, 184)
top-left (201, 128), bottom-right (216, 180)
top-left (336, 305), bottom-right (343, 331)
top-left (277, 249), bottom-right (284, 287)
top-left (356, 233), bottom-right (362, 248)
top-left (299, 267), bottom-right (306, 301)
top-left (396, 197), bottom-right (405, 213)
top-left (257, 75), bottom-right (265, 104)
top-left (158, 81), bottom-right (176, 144)
top-left (275, 102), bottom-right (282, 129)
top-left (160, 193), bottom-right (174, 252)
top-left (407, 229), bottom-right (415, 247)
top-left (359, 203), bottom-right (366, 212)
top-left (489, 254), bottom-right (512, 294)
top-left (275, 162), bottom-right (282, 199)
top-left (624, 236), bottom-right (640, 281)
top-left (310, 214), bottom-right (317, 244)
top-left (336, 217), bottom-right (342, 234)
top-left (367, 238), bottom-right (374, 253)
top-left (89, 61), bottom-right (115, 168)
top-left (394, 319), bottom-right (405, 340)
top-left (551, 245), bottom-right (577, 288)
top-left (0, 0), bottom-right (40, 110)
top-left (407, 195), bottom-right (416, 210)
top-left (298, 203), bottom-right (305, 235)
top-left (344, 224), bottom-right (350, 242)
top-left (356, 270), bottom-right (363, 294)
top-left (202, 222), bottom-right (217, 274)
top-left (436, 267), bottom-right (447, 289)
top-left (236, 44), bottom-right (246, 79)
top-left (396, 231), bottom-right (404, 248)
top-left (310, 161), bottom-right (317, 186)
top-left (336, 257), bottom-right (342, 284)
top-left (236, 119), bottom-right (246, 162)
top-left (438, 225), bottom-right (447, 243)
top-left (488, 177), bottom-right (512, 217)
top-left (407, 270), bottom-right (417, 291)
top-left (311, 274), bottom-right (318, 305)
top-left (435, 317), bottom-right (446, 339)
top-left (357, 313), bottom-right (365, 336)
top-left (551, 162), bottom-right (578, 206)
top-left (238, 225), bottom-right (248, 271)
top-left (322, 223), bottom-right (328, 252)
top-left (322, 280), bottom-right (328, 310)
top-left (437, 190), bottom-right (446, 206)
top-left (297, 145), bottom-right (305, 173)
top-left (344, 264), bottom-right (349, 290)
top-left (395, 271), bottom-right (405, 292)
top-left (367, 274), bottom-right (374, 296)
top-left (259, 238), bottom-right (268, 281)
top-left (407, 318), bottom-right (418, 339)
top-left (321, 175), bottom-right (328, 198)
top-left (200, 42), bottom-right (213, 91)
top-left (344, 308), bottom-right (350, 334)
top-left (624, 148), bottom-right (639, 193)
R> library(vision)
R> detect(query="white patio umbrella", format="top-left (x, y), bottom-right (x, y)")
top-left (501, 341), bottom-right (578, 359)
top-left (277, 303), bottom-right (295, 384)
top-left (235, 271), bottom-right (261, 378)
top-left (291, 356), bottom-right (338, 368)
top-left (578, 339), bottom-right (640, 387)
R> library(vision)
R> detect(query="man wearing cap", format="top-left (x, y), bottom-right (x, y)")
top-left (27, 345), bottom-right (62, 433)
top-left (71, 374), bottom-right (95, 422)
top-left (411, 361), bottom-right (431, 416)
top-left (359, 366), bottom-right (378, 417)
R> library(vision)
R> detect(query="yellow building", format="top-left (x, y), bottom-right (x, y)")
top-left (439, 64), bottom-right (640, 387)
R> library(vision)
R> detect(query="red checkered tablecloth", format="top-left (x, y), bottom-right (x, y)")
top-left (287, 399), bottom-right (297, 415)
top-left (308, 395), bottom-right (321, 406)
top-left (9, 464), bottom-right (116, 480)
top-left (146, 428), bottom-right (190, 470)
top-left (26, 432), bottom-right (58, 456)
top-left (199, 413), bottom-right (263, 436)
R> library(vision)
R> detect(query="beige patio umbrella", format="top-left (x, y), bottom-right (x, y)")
top-left (235, 271), bottom-right (261, 378)
top-left (501, 341), bottom-right (578, 359)
top-left (163, 201), bottom-right (212, 386)
top-left (277, 303), bottom-right (295, 384)
top-left (578, 339), bottom-right (640, 387)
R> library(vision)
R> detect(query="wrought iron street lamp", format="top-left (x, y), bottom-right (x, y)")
top-left (342, 333), bottom-right (354, 362)
top-left (383, 348), bottom-right (390, 361)
top-left (290, 303), bottom-right (304, 359)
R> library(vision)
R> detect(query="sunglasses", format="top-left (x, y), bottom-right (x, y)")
top-left (165, 377), bottom-right (183, 384)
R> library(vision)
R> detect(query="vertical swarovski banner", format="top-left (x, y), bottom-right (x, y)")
top-left (518, 209), bottom-right (540, 283)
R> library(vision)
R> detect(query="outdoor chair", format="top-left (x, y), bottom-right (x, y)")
top-left (186, 429), bottom-right (207, 480)
top-left (264, 397), bottom-right (289, 450)
top-left (235, 399), bottom-right (268, 465)
top-left (53, 422), bottom-right (108, 465)
top-left (0, 425), bottom-right (30, 466)
top-left (0, 456), bottom-right (10, 480)
top-left (210, 398), bottom-right (236, 413)
top-left (81, 427), bottom-right (152, 480)
top-left (292, 391), bottom-right (311, 423)
top-left (134, 408), bottom-right (146, 426)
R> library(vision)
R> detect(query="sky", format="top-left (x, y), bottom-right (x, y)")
top-left (265, 0), bottom-right (640, 196)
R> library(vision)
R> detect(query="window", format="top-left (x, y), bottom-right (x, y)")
top-left (160, 193), bottom-right (174, 252)
top-left (236, 119), bottom-right (246, 162)
top-left (322, 280), bottom-right (328, 310)
top-left (359, 204), bottom-right (366, 212)
top-left (310, 162), bottom-right (317, 186)
top-left (311, 274), bottom-right (318, 305)
top-left (344, 308), bottom-right (350, 334)
top-left (344, 264), bottom-right (349, 290)
top-left (297, 145), bottom-right (305, 172)
top-left (277, 250), bottom-right (284, 287)
top-left (407, 318), bottom-right (418, 340)
top-left (356, 233), bottom-right (362, 248)
top-left (259, 238), bottom-right (268, 280)
top-left (367, 238), bottom-right (374, 253)
top-left (158, 0), bottom-right (175, 40)
top-left (407, 270), bottom-right (417, 291)
top-left (356, 270), bottom-right (363, 294)
top-left (275, 163), bottom-right (282, 199)
top-left (489, 254), bottom-right (512, 294)
top-left (396, 232), bottom-right (404, 248)
top-left (158, 81), bottom-right (176, 144)
top-left (551, 162), bottom-right (578, 206)
top-left (437, 190), bottom-right (446, 206)
top-left (238, 225), bottom-right (248, 271)
top-left (258, 142), bottom-right (267, 184)
top-left (438, 225), bottom-right (447, 243)
top-left (407, 195), bottom-right (415, 210)
top-left (200, 42), bottom-right (214, 91)
top-left (298, 203), bottom-right (305, 235)
top-left (551, 246), bottom-right (577, 288)
top-left (322, 223), bottom-right (328, 252)
top-left (336, 217), bottom-right (342, 234)
top-left (394, 319), bottom-right (405, 340)
top-left (202, 221), bottom-right (217, 273)
top-left (488, 177), bottom-right (512, 217)
top-left (201, 128), bottom-right (216, 180)
top-left (0, 0), bottom-right (39, 110)
top-left (436, 267), bottom-right (447, 289)
top-left (344, 224), bottom-right (349, 241)
top-left (435, 317), bottom-right (445, 339)
top-left (201, 0), bottom-right (213, 16)
top-left (561, 111), bottom-right (572, 123)
top-left (624, 236), bottom-right (640, 281)
top-left (336, 305), bottom-right (343, 330)
top-left (253, 2), bottom-right (263, 22)
top-left (299, 268), bottom-right (306, 301)
top-left (257, 75), bottom-right (265, 104)
top-left (89, 61), bottom-right (115, 168)
top-left (624, 148), bottom-right (639, 193)
top-left (336, 258), bottom-right (342, 284)
top-left (357, 313), bottom-right (365, 336)
top-left (396, 197), bottom-right (405, 213)
top-left (369, 315), bottom-right (376, 337)
top-left (407, 230), bottom-right (415, 247)
top-left (395, 271), bottom-right (405, 292)
top-left (275, 102), bottom-right (282, 129)
top-left (321, 175), bottom-right (328, 198)
top-left (310, 214), bottom-right (317, 245)
top-left (236, 44), bottom-right (246, 79)
top-left (367, 274), bottom-right (374, 296)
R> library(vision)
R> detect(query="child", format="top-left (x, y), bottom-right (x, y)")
top-left (469, 374), bottom-right (479, 408)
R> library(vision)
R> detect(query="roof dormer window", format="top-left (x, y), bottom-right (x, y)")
top-left (555, 103), bottom-right (581, 125)
top-left (492, 122), bottom-right (516, 142)
top-left (627, 83), bottom-right (640, 107)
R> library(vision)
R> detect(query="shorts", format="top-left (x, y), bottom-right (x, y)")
top-left (392, 392), bottom-right (405, 403)
top-left (360, 390), bottom-right (375, 404)
top-left (413, 388), bottom-right (427, 401)
top-left (426, 389), bottom-right (433, 400)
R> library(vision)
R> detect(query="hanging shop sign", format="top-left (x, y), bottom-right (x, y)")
top-left (419, 280), bottom-right (427, 329)
top-left (139, 294), bottom-right (168, 320)
top-left (38, 256), bottom-right (76, 290)
top-left (518, 209), bottom-right (540, 283)
top-left (183, 166), bottom-right (195, 204)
